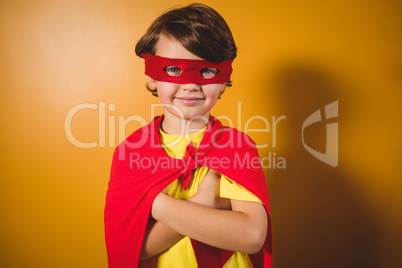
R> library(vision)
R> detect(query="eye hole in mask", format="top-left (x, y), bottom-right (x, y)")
top-left (164, 66), bottom-right (220, 79)
top-left (200, 68), bottom-right (220, 79)
top-left (164, 66), bottom-right (183, 77)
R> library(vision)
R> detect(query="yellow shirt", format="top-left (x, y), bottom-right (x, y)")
top-left (140, 127), bottom-right (261, 268)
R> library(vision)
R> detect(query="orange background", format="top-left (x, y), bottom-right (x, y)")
top-left (1, 0), bottom-right (401, 267)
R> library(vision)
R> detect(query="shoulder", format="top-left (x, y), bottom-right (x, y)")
top-left (211, 118), bottom-right (257, 149)
top-left (117, 123), bottom-right (151, 148)
top-left (112, 117), bottom-right (162, 160)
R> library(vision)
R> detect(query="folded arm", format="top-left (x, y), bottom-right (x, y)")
top-left (150, 170), bottom-right (268, 255)
top-left (140, 169), bottom-right (230, 260)
top-left (139, 219), bottom-right (183, 261)
top-left (152, 193), bottom-right (267, 254)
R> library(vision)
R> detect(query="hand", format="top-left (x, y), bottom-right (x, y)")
top-left (187, 169), bottom-right (231, 210)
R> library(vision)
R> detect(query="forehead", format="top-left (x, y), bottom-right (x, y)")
top-left (155, 35), bottom-right (203, 61)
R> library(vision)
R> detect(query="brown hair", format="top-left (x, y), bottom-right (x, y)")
top-left (135, 3), bottom-right (237, 96)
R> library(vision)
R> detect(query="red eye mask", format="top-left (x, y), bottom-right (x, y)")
top-left (141, 53), bottom-right (234, 84)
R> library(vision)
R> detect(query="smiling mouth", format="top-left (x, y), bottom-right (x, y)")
top-left (174, 97), bottom-right (205, 105)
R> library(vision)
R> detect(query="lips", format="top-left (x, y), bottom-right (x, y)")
top-left (174, 97), bottom-right (205, 105)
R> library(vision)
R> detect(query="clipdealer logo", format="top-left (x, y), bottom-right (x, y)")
top-left (64, 100), bottom-right (338, 168)
top-left (301, 100), bottom-right (339, 167)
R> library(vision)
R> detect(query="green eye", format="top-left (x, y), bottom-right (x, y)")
top-left (200, 68), bottom-right (219, 79)
top-left (164, 66), bottom-right (183, 76)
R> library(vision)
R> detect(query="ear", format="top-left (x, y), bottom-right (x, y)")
top-left (147, 76), bottom-right (156, 89)
top-left (220, 84), bottom-right (227, 94)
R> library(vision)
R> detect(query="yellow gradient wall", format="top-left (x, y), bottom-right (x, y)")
top-left (1, 0), bottom-right (401, 267)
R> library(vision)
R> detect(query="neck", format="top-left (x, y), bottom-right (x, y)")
top-left (161, 113), bottom-right (209, 135)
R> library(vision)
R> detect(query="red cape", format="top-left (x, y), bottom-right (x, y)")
top-left (104, 115), bottom-right (272, 267)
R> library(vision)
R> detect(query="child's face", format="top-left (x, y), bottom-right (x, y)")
top-left (147, 35), bottom-right (226, 121)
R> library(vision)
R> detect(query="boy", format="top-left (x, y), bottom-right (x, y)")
top-left (105, 3), bottom-right (272, 268)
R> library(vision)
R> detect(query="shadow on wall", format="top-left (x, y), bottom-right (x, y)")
top-left (269, 62), bottom-right (380, 268)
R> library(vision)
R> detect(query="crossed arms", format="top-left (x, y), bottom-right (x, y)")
top-left (140, 169), bottom-right (268, 260)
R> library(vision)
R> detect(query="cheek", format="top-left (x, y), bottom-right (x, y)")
top-left (203, 84), bottom-right (226, 99)
top-left (155, 82), bottom-right (177, 98)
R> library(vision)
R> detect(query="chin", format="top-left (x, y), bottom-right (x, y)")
top-left (182, 112), bottom-right (209, 121)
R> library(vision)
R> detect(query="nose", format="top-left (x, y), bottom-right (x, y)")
top-left (181, 83), bottom-right (201, 92)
